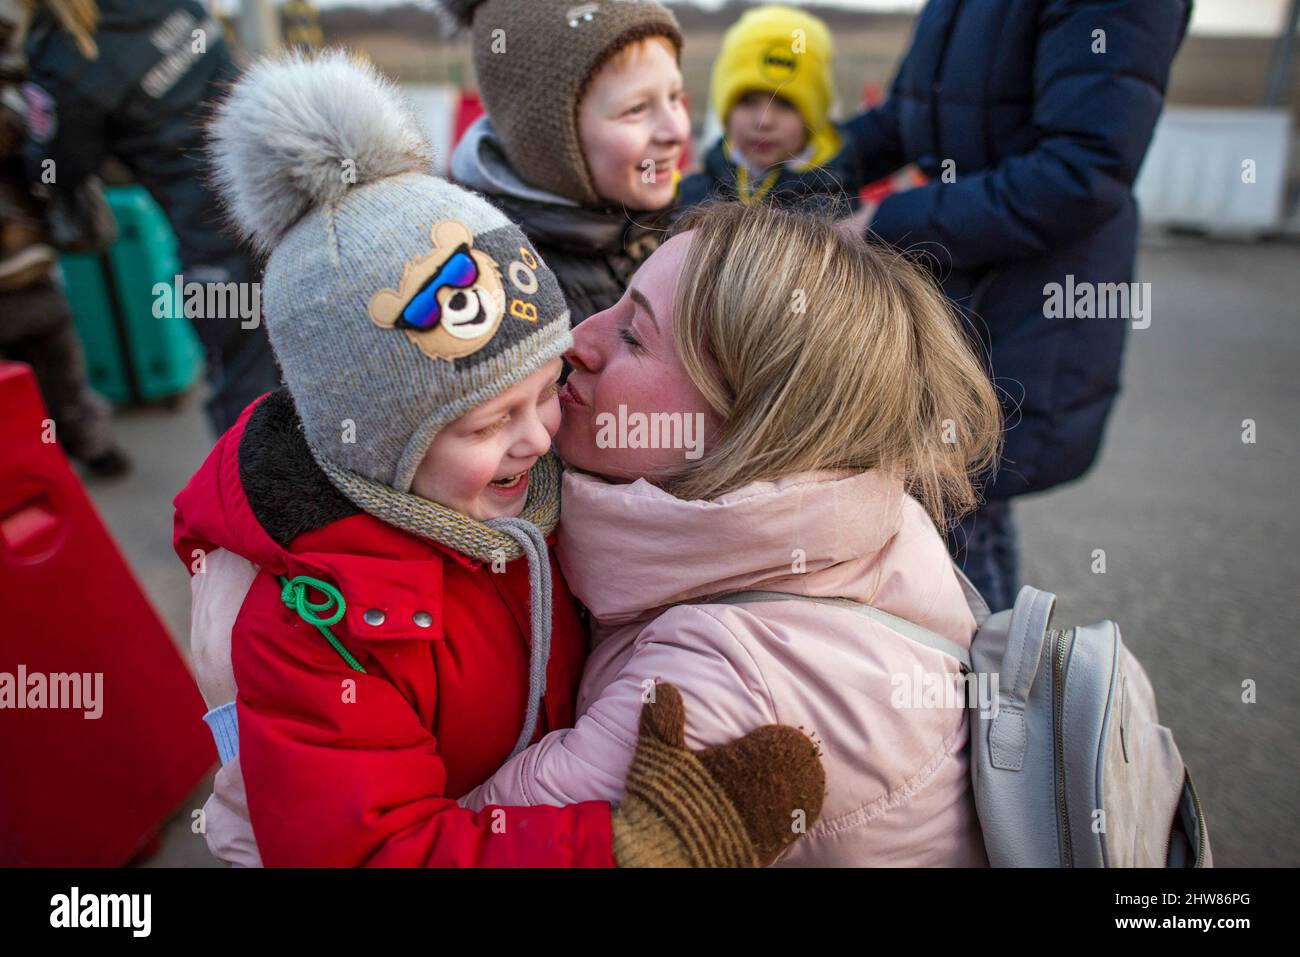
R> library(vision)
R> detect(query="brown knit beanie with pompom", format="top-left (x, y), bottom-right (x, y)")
top-left (437, 0), bottom-right (682, 207)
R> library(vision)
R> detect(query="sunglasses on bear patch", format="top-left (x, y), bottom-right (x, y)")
top-left (398, 245), bottom-right (480, 331)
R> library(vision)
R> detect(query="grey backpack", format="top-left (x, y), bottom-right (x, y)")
top-left (709, 575), bottom-right (1211, 867)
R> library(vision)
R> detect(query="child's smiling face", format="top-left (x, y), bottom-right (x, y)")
top-left (726, 90), bottom-right (808, 171)
top-left (411, 358), bottom-right (564, 520)
top-left (577, 36), bottom-right (689, 211)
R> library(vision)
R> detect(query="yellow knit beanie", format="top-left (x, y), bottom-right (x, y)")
top-left (710, 4), bottom-right (840, 169)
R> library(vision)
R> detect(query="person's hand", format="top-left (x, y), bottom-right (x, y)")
top-left (611, 683), bottom-right (825, 867)
top-left (836, 199), bottom-right (878, 240)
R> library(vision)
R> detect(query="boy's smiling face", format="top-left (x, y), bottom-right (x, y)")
top-left (577, 36), bottom-right (689, 211)
top-left (411, 358), bottom-right (564, 520)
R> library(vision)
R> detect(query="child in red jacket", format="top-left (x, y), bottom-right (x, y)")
top-left (172, 51), bottom-right (822, 867)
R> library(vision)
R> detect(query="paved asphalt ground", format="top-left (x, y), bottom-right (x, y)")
top-left (84, 233), bottom-right (1298, 868)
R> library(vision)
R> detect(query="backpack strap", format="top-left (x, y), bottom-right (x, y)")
top-left (951, 563), bottom-right (992, 627)
top-left (701, 589), bottom-right (972, 672)
top-left (986, 585), bottom-right (1057, 771)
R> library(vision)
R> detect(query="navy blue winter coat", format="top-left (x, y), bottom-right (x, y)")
top-left (845, 0), bottom-right (1191, 500)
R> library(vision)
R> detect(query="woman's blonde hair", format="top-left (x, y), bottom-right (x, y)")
top-left (665, 201), bottom-right (1002, 528)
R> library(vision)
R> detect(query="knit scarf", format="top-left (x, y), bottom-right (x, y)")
top-left (314, 451), bottom-right (562, 563)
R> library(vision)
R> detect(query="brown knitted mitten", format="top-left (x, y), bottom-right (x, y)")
top-left (611, 683), bottom-right (826, 867)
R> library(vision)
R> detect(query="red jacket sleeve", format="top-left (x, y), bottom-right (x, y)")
top-left (232, 575), bottom-right (614, 868)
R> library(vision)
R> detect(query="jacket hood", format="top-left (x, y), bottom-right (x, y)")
top-left (557, 467), bottom-right (975, 646)
top-left (452, 115), bottom-right (579, 208)
top-left (557, 468), bottom-right (909, 617)
top-left (452, 115), bottom-right (673, 257)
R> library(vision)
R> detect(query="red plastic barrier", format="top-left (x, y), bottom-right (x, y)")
top-left (0, 361), bottom-right (213, 866)
top-left (861, 173), bottom-right (899, 206)
top-left (860, 166), bottom-right (930, 207)
top-left (452, 89), bottom-right (485, 154)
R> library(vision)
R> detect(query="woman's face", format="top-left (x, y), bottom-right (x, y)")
top-left (557, 231), bottom-right (723, 481)
top-left (576, 38), bottom-right (690, 211)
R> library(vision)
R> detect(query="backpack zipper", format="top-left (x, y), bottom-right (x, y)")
top-left (1050, 627), bottom-right (1075, 866)
top-left (1187, 770), bottom-right (1208, 867)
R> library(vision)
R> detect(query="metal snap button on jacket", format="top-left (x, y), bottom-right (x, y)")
top-left (412, 611), bottom-right (433, 628)
top-left (363, 608), bottom-right (386, 626)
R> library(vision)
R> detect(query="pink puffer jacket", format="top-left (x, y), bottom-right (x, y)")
top-left (460, 468), bottom-right (989, 866)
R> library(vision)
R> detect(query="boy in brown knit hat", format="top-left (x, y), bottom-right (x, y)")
top-left (444, 0), bottom-right (690, 324)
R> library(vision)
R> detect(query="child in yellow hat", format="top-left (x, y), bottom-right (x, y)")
top-left (678, 4), bottom-right (859, 212)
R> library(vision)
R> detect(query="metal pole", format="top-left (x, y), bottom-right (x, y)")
top-left (1265, 0), bottom-right (1299, 107)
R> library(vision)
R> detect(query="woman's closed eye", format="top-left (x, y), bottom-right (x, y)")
top-left (618, 326), bottom-right (642, 350)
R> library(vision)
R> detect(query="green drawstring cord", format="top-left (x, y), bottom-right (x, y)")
top-left (278, 575), bottom-right (367, 674)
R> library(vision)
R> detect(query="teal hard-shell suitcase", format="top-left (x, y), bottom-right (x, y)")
top-left (59, 186), bottom-right (203, 405)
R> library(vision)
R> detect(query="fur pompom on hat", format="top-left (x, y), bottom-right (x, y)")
top-left (206, 51), bottom-right (572, 494)
top-left (209, 50), bottom-right (432, 253)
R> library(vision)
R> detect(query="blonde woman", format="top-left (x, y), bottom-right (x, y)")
top-left (451, 201), bottom-right (1003, 866)
top-left (193, 201), bottom-right (1001, 866)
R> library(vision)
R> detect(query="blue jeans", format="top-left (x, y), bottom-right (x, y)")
top-left (947, 499), bottom-right (1018, 613)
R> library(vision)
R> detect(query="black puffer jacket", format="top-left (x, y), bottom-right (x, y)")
top-left (451, 116), bottom-right (670, 325)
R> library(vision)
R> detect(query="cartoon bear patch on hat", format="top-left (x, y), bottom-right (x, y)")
top-left (368, 220), bottom-right (509, 361)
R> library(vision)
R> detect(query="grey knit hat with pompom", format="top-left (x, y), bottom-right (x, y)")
top-left (208, 50), bottom-right (571, 492)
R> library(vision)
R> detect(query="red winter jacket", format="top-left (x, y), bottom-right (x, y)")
top-left (172, 391), bottom-right (614, 867)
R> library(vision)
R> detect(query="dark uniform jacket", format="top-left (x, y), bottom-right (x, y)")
top-left (22, 0), bottom-right (241, 272)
